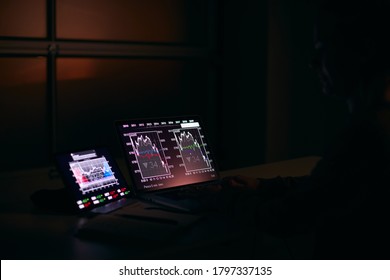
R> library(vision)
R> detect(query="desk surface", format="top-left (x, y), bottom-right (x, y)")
top-left (0, 157), bottom-right (320, 260)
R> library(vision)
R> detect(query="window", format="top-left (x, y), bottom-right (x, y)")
top-left (0, 0), bottom-right (46, 38)
top-left (0, 0), bottom-right (216, 171)
top-left (56, 58), bottom-right (211, 153)
top-left (0, 58), bottom-right (49, 170)
top-left (57, 0), bottom-right (208, 44)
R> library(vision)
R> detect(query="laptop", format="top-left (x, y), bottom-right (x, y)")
top-left (55, 147), bottom-right (136, 213)
top-left (115, 116), bottom-right (220, 211)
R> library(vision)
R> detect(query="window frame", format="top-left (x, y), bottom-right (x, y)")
top-left (0, 0), bottom-right (217, 159)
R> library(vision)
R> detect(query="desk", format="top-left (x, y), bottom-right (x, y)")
top-left (0, 157), bottom-right (320, 259)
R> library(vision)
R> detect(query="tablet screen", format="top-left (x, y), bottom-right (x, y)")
top-left (56, 147), bottom-right (130, 211)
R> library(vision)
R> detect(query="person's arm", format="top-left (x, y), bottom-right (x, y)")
top-left (257, 175), bottom-right (310, 198)
top-left (254, 177), bottom-right (320, 237)
top-left (222, 175), bottom-right (310, 199)
top-left (216, 175), bottom-right (315, 236)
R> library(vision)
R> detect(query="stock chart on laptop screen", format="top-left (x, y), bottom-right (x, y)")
top-left (116, 116), bottom-right (219, 193)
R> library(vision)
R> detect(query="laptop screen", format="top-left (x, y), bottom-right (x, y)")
top-left (116, 116), bottom-right (219, 193)
top-left (56, 147), bottom-right (131, 211)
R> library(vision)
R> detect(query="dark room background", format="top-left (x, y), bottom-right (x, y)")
top-left (0, 0), bottom-right (348, 173)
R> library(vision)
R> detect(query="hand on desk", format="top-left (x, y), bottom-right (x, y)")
top-left (221, 175), bottom-right (260, 191)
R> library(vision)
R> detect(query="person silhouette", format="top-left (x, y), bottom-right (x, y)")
top-left (219, 0), bottom-right (390, 259)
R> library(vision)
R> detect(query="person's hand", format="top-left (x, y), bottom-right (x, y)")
top-left (221, 175), bottom-right (260, 191)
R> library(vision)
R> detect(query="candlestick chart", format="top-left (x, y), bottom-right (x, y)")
top-left (174, 129), bottom-right (211, 172)
top-left (130, 132), bottom-right (170, 179)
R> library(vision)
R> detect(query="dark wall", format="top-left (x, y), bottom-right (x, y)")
top-left (218, 0), bottom-right (348, 169)
top-left (265, 0), bottom-right (349, 163)
top-left (216, 0), bottom-right (268, 170)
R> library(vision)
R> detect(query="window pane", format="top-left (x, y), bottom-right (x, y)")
top-left (0, 0), bottom-right (46, 38)
top-left (56, 58), bottom-right (212, 154)
top-left (0, 57), bottom-right (48, 171)
top-left (57, 0), bottom-right (208, 44)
